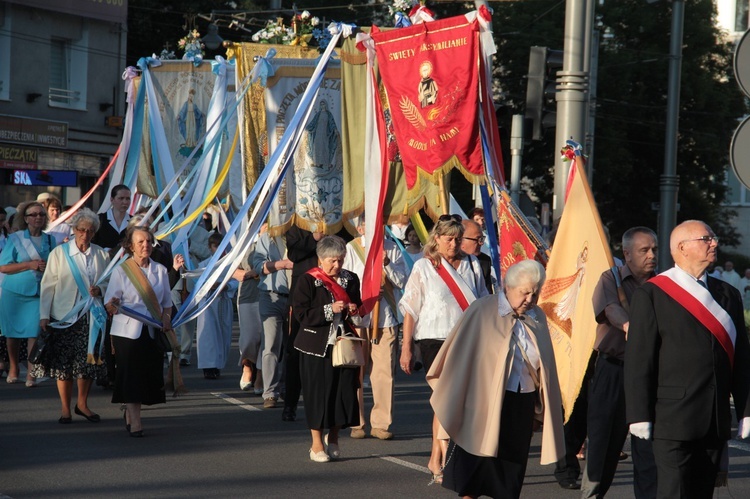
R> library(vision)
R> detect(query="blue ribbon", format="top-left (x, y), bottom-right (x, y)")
top-left (394, 12), bottom-right (412, 28)
top-left (251, 49), bottom-right (276, 87)
top-left (385, 225), bottom-right (414, 272)
top-left (62, 246), bottom-right (107, 363)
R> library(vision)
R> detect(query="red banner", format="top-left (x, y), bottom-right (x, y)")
top-left (372, 17), bottom-right (484, 189)
top-left (497, 194), bottom-right (542, 277)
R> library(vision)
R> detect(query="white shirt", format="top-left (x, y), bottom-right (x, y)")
top-left (343, 236), bottom-right (407, 328)
top-left (399, 255), bottom-right (488, 341)
top-left (104, 259), bottom-right (173, 339)
top-left (498, 292), bottom-right (540, 393)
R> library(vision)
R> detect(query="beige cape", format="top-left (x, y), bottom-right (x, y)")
top-left (427, 294), bottom-right (565, 464)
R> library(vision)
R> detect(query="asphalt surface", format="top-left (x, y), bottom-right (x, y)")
top-left (2, 323), bottom-right (749, 498)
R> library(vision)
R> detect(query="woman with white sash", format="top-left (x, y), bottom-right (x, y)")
top-left (33, 208), bottom-right (109, 424)
top-left (0, 201), bottom-right (56, 386)
top-left (399, 214), bottom-right (489, 484)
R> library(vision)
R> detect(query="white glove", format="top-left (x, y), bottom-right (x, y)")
top-left (738, 417), bottom-right (750, 440)
top-left (630, 421), bottom-right (653, 440)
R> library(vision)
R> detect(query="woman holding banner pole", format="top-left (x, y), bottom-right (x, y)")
top-left (104, 225), bottom-right (172, 437)
top-left (399, 214), bottom-right (488, 484)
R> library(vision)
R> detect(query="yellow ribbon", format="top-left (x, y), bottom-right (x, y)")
top-left (157, 126), bottom-right (239, 239)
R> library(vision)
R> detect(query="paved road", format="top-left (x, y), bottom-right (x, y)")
top-left (2, 324), bottom-right (749, 498)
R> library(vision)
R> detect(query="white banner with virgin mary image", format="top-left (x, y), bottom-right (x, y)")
top-left (142, 62), bottom-right (215, 194)
top-left (263, 59), bottom-right (342, 235)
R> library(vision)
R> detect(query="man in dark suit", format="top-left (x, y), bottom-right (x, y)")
top-left (625, 220), bottom-right (750, 498)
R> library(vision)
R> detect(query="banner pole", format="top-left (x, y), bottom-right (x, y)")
top-left (438, 174), bottom-right (449, 215)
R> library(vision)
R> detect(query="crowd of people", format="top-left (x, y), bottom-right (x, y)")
top-left (2, 189), bottom-right (750, 498)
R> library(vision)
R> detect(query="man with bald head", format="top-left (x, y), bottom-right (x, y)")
top-left (625, 220), bottom-right (750, 498)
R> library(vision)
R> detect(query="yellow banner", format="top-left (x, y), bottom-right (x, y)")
top-left (537, 158), bottom-right (613, 422)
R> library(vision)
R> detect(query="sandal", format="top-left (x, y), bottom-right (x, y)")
top-left (428, 473), bottom-right (443, 486)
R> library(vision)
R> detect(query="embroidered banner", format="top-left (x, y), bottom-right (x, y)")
top-left (371, 17), bottom-right (484, 190)
top-left (497, 190), bottom-right (547, 278)
top-left (141, 61), bottom-right (216, 197)
top-left (263, 59), bottom-right (343, 235)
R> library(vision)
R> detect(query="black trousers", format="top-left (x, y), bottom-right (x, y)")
top-left (632, 434), bottom-right (658, 499)
top-left (283, 311), bottom-right (301, 412)
top-left (652, 437), bottom-right (723, 499)
top-left (554, 351), bottom-right (596, 483)
top-left (581, 355), bottom-right (629, 498)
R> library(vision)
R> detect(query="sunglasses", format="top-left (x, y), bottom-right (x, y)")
top-left (438, 214), bottom-right (462, 224)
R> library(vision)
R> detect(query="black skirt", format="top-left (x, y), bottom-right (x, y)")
top-left (111, 325), bottom-right (166, 406)
top-left (443, 390), bottom-right (537, 499)
top-left (299, 347), bottom-right (359, 430)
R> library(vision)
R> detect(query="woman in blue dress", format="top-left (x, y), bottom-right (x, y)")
top-left (0, 201), bottom-right (56, 386)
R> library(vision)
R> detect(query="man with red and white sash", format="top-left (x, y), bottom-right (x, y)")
top-left (625, 220), bottom-right (750, 498)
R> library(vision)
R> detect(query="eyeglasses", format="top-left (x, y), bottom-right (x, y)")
top-left (438, 214), bottom-right (462, 224)
top-left (681, 235), bottom-right (719, 245)
top-left (463, 235), bottom-right (486, 244)
top-left (25, 212), bottom-right (46, 218)
top-left (74, 228), bottom-right (96, 235)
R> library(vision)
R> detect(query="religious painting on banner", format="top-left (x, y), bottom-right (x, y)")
top-left (537, 158), bottom-right (613, 422)
top-left (263, 59), bottom-right (342, 235)
top-left (140, 61), bottom-right (215, 197)
top-left (371, 16), bottom-right (485, 190)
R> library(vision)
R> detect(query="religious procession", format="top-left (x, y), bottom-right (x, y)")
top-left (2, 1), bottom-right (750, 498)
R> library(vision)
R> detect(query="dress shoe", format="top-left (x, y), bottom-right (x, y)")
top-left (619, 451), bottom-right (629, 461)
top-left (240, 379), bottom-right (253, 391)
top-left (324, 435), bottom-right (340, 460)
top-left (129, 430), bottom-right (144, 438)
top-left (263, 397), bottom-right (278, 409)
top-left (75, 405), bottom-right (101, 423)
top-left (58, 416), bottom-right (72, 424)
top-left (281, 407), bottom-right (296, 422)
top-left (350, 428), bottom-right (366, 439)
top-left (370, 428), bottom-right (394, 440)
top-left (558, 479), bottom-right (580, 490)
top-left (179, 358), bottom-right (191, 367)
top-left (309, 448), bottom-right (330, 463)
top-left (203, 368), bottom-right (220, 380)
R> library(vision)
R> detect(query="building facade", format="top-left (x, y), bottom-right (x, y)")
top-left (0, 0), bottom-right (126, 211)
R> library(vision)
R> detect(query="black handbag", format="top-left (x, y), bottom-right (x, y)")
top-left (29, 328), bottom-right (51, 364)
top-left (153, 328), bottom-right (173, 353)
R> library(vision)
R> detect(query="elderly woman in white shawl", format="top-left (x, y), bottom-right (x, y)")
top-left (427, 259), bottom-right (564, 499)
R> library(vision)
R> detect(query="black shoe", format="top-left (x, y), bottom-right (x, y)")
top-left (129, 430), bottom-right (144, 438)
top-left (203, 368), bottom-right (220, 380)
top-left (558, 479), bottom-right (580, 490)
top-left (74, 405), bottom-right (101, 423)
top-left (179, 359), bottom-right (191, 367)
top-left (282, 407), bottom-right (296, 422)
top-left (58, 416), bottom-right (72, 424)
top-left (413, 361), bottom-right (423, 372)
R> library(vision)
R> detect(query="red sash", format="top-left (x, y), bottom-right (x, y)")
top-left (650, 275), bottom-right (735, 368)
top-left (307, 267), bottom-right (352, 304)
top-left (435, 262), bottom-right (470, 311)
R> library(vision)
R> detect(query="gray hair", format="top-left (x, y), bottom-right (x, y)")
top-left (622, 226), bottom-right (657, 251)
top-left (316, 235), bottom-right (347, 260)
top-left (504, 259), bottom-right (546, 290)
top-left (68, 208), bottom-right (100, 232)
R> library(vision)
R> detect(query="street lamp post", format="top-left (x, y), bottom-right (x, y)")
top-left (657, 0), bottom-right (684, 269)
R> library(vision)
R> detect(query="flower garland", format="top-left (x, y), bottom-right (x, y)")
top-left (178, 29), bottom-right (205, 61)
top-left (251, 20), bottom-right (295, 44)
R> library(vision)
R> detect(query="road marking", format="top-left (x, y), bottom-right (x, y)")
top-left (729, 439), bottom-right (750, 453)
top-left (376, 455), bottom-right (431, 474)
top-left (212, 392), bottom-right (261, 411)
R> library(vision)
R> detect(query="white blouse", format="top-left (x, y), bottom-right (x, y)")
top-left (399, 255), bottom-right (488, 341)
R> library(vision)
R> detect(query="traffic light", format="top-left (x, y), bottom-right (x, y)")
top-left (525, 46), bottom-right (563, 141)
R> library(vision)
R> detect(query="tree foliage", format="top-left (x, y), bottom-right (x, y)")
top-left (126, 0), bottom-right (746, 246)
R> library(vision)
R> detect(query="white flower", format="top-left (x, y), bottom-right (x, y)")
top-left (301, 10), bottom-right (310, 19)
top-left (252, 33), bottom-right (260, 42)
top-left (311, 17), bottom-right (320, 26)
